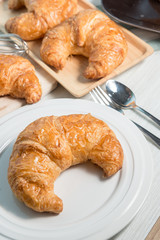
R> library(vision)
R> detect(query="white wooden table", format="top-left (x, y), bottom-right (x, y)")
top-left (0, 0), bottom-right (160, 239)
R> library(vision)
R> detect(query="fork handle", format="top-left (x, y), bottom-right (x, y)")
top-left (135, 105), bottom-right (160, 127)
top-left (132, 121), bottom-right (160, 147)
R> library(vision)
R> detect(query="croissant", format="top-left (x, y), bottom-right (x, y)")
top-left (5, 0), bottom-right (77, 40)
top-left (8, 114), bottom-right (123, 213)
top-left (0, 54), bottom-right (41, 103)
top-left (40, 9), bottom-right (128, 79)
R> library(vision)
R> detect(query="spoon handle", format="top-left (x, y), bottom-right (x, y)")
top-left (132, 121), bottom-right (160, 147)
top-left (135, 105), bottom-right (160, 127)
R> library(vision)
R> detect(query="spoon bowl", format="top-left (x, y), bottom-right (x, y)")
top-left (105, 80), bottom-right (136, 108)
top-left (105, 80), bottom-right (160, 127)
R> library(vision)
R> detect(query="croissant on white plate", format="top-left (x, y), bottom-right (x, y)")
top-left (0, 54), bottom-right (41, 103)
top-left (5, 0), bottom-right (77, 40)
top-left (8, 114), bottom-right (123, 213)
top-left (40, 9), bottom-right (128, 79)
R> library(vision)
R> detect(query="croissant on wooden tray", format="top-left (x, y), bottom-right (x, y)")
top-left (5, 0), bottom-right (77, 40)
top-left (40, 9), bottom-right (128, 79)
top-left (0, 54), bottom-right (41, 103)
top-left (8, 114), bottom-right (124, 213)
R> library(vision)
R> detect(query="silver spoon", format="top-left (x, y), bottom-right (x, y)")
top-left (106, 80), bottom-right (160, 127)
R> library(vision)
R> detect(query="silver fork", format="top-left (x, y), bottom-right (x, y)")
top-left (90, 86), bottom-right (160, 147)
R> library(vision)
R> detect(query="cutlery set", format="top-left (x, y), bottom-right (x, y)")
top-left (91, 83), bottom-right (160, 147)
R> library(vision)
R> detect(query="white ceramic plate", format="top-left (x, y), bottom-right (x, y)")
top-left (0, 99), bottom-right (153, 240)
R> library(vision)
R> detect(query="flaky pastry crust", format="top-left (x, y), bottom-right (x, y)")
top-left (5, 0), bottom-right (77, 40)
top-left (0, 54), bottom-right (41, 103)
top-left (40, 9), bottom-right (128, 79)
top-left (8, 114), bottom-right (123, 213)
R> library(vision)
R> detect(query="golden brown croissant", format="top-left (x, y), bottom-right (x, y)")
top-left (0, 54), bottom-right (41, 103)
top-left (5, 0), bottom-right (77, 40)
top-left (8, 114), bottom-right (123, 213)
top-left (40, 9), bottom-right (128, 79)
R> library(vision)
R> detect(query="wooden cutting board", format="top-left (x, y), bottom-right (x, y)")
top-left (0, 0), bottom-right (153, 100)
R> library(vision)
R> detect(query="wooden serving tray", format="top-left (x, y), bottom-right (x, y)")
top-left (0, 0), bottom-right (153, 97)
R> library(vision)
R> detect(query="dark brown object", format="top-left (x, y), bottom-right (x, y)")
top-left (102, 0), bottom-right (160, 33)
